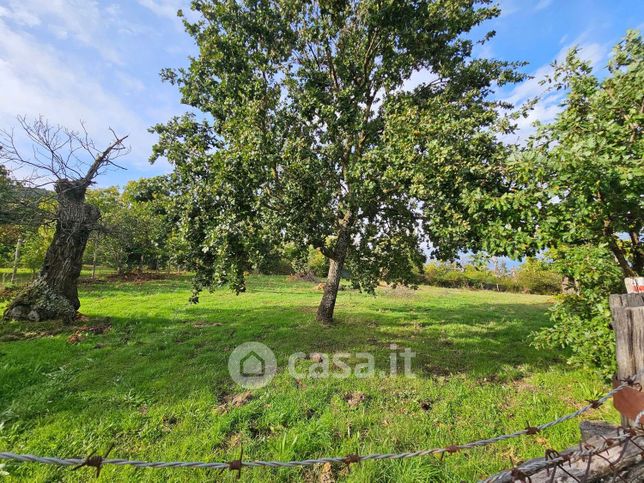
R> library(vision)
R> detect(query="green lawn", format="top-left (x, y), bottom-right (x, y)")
top-left (0, 267), bottom-right (116, 289)
top-left (0, 275), bottom-right (617, 482)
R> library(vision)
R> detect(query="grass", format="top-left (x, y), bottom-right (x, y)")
top-left (0, 274), bottom-right (617, 482)
top-left (0, 267), bottom-right (116, 289)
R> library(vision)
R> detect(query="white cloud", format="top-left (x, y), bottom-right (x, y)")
top-left (0, 0), bottom-right (125, 64)
top-left (0, 19), bottom-right (165, 174)
top-left (498, 0), bottom-right (521, 18)
top-left (502, 35), bottom-right (611, 140)
top-left (534, 0), bottom-right (553, 11)
top-left (401, 68), bottom-right (440, 92)
top-left (137, 0), bottom-right (184, 20)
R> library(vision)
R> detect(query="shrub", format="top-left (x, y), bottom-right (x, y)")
top-left (514, 258), bottom-right (561, 294)
top-left (307, 248), bottom-right (330, 278)
top-left (423, 258), bottom-right (560, 294)
top-left (256, 256), bottom-right (294, 275)
top-left (532, 244), bottom-right (623, 378)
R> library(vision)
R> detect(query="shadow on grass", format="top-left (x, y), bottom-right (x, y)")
top-left (89, 299), bottom-right (559, 391)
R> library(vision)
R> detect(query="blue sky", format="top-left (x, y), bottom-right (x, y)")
top-left (0, 0), bottom-right (642, 188)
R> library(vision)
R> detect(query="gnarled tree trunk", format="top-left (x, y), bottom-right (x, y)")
top-left (3, 179), bottom-right (99, 322)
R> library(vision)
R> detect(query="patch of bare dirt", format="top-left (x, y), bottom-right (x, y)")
top-left (302, 462), bottom-right (337, 483)
top-left (78, 277), bottom-right (107, 285)
top-left (1, 316), bottom-right (111, 342)
top-left (192, 321), bottom-right (223, 328)
top-left (308, 352), bottom-right (325, 363)
top-left (106, 271), bottom-right (172, 283)
top-left (67, 322), bottom-right (112, 344)
top-left (319, 462), bottom-right (336, 483)
top-left (288, 272), bottom-right (319, 282)
top-left (162, 414), bottom-right (178, 432)
top-left (379, 284), bottom-right (418, 298)
top-left (345, 391), bottom-right (366, 408)
top-left (216, 391), bottom-right (253, 413)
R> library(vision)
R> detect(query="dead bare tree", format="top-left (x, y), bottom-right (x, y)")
top-left (1, 116), bottom-right (129, 322)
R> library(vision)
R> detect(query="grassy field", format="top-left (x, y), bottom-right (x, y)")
top-left (0, 274), bottom-right (617, 482)
top-left (0, 267), bottom-right (116, 288)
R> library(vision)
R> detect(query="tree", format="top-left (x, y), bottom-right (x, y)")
top-left (491, 30), bottom-right (643, 277)
top-left (495, 31), bottom-right (643, 375)
top-left (85, 178), bottom-right (173, 274)
top-left (532, 244), bottom-right (623, 375)
top-left (85, 187), bottom-right (122, 277)
top-left (0, 165), bottom-right (48, 282)
top-left (121, 177), bottom-right (174, 271)
top-left (1, 117), bottom-right (128, 322)
top-left (153, 0), bottom-right (525, 323)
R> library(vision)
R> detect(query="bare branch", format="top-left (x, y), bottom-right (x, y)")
top-left (0, 116), bottom-right (130, 189)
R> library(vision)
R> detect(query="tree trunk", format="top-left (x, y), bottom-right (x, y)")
top-left (316, 229), bottom-right (350, 324)
top-left (3, 179), bottom-right (99, 322)
top-left (607, 233), bottom-right (637, 277)
top-left (10, 237), bottom-right (22, 284)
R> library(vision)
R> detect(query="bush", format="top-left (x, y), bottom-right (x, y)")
top-left (423, 258), bottom-right (560, 294)
top-left (256, 246), bottom-right (330, 278)
top-left (256, 256), bottom-right (294, 275)
top-left (424, 261), bottom-right (465, 288)
top-left (514, 258), bottom-right (561, 294)
top-left (532, 244), bottom-right (624, 378)
top-left (307, 248), bottom-right (330, 278)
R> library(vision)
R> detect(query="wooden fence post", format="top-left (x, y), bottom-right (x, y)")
top-left (609, 293), bottom-right (644, 427)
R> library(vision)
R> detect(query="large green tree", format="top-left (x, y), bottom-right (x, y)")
top-left (491, 30), bottom-right (643, 277)
top-left (153, 0), bottom-right (524, 323)
top-left (492, 31), bottom-right (643, 375)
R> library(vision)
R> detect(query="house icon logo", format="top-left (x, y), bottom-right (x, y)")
top-left (240, 351), bottom-right (265, 377)
top-left (228, 342), bottom-right (277, 388)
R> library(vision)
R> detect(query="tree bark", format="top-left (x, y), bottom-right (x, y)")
top-left (10, 237), bottom-right (22, 284)
top-left (316, 228), bottom-right (350, 324)
top-left (3, 179), bottom-right (99, 322)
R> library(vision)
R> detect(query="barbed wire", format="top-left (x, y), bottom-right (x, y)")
top-left (0, 373), bottom-right (642, 478)
top-left (482, 428), bottom-right (644, 482)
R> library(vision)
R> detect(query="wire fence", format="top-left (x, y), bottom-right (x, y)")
top-left (483, 428), bottom-right (644, 482)
top-left (1, 373), bottom-right (643, 479)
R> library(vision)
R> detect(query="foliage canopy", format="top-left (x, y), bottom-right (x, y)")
top-left (492, 30), bottom-right (643, 277)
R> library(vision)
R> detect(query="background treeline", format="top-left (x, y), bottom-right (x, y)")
top-left (422, 257), bottom-right (561, 294)
top-left (256, 248), bottom-right (563, 295)
top-left (2, 194), bottom-right (563, 295)
top-left (0, 175), bottom-right (180, 279)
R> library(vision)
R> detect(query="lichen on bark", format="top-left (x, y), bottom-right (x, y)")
top-left (3, 278), bottom-right (76, 322)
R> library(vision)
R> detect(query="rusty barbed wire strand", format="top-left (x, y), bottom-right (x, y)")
top-left (0, 372), bottom-right (642, 474)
